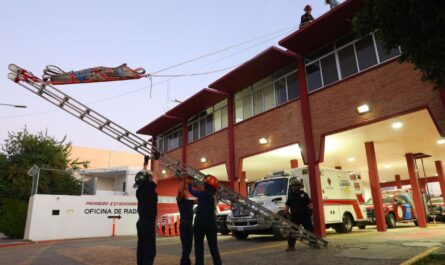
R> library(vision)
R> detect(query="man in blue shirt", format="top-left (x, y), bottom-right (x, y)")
top-left (188, 175), bottom-right (222, 265)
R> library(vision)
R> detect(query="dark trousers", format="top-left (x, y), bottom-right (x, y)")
top-left (194, 216), bottom-right (222, 265)
top-left (137, 220), bottom-right (156, 265)
top-left (180, 221), bottom-right (193, 265)
top-left (288, 215), bottom-right (314, 247)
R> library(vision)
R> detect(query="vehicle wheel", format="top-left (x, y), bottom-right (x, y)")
top-left (386, 213), bottom-right (396, 228)
top-left (273, 229), bottom-right (286, 240)
top-left (357, 224), bottom-right (366, 229)
top-left (232, 231), bottom-right (249, 240)
top-left (334, 213), bottom-right (354, 233)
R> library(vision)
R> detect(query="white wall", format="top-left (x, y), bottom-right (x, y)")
top-left (24, 194), bottom-right (175, 241)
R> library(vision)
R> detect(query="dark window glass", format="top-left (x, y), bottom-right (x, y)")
top-left (286, 74), bottom-right (299, 100)
top-left (52, 210), bottom-right (60, 216)
top-left (163, 136), bottom-right (168, 152)
top-left (199, 118), bottom-right (206, 138)
top-left (338, 45), bottom-right (358, 78)
top-left (168, 134), bottom-right (173, 151)
top-left (253, 90), bottom-right (264, 115)
top-left (355, 35), bottom-right (378, 71)
top-left (206, 114), bottom-right (214, 135)
top-left (306, 44), bottom-right (335, 61)
top-left (376, 39), bottom-right (400, 62)
top-left (192, 122), bottom-right (199, 141)
top-left (335, 33), bottom-right (357, 48)
top-left (178, 131), bottom-right (182, 146)
top-left (306, 62), bottom-right (322, 92)
top-left (187, 125), bottom-right (193, 143)
top-left (275, 78), bottom-right (287, 105)
top-left (320, 54), bottom-right (339, 85)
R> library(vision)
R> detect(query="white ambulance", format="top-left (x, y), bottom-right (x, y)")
top-left (227, 167), bottom-right (367, 240)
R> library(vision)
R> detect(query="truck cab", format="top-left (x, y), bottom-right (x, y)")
top-left (227, 167), bottom-right (367, 240)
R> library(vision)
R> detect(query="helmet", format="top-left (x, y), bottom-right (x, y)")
top-left (133, 170), bottom-right (153, 188)
top-left (205, 175), bottom-right (219, 189)
top-left (304, 4), bottom-right (312, 11)
top-left (290, 178), bottom-right (303, 187)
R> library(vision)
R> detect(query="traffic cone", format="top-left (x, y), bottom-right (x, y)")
top-left (164, 218), bottom-right (170, 237)
top-left (158, 218), bottom-right (163, 236)
top-left (170, 216), bottom-right (175, 237)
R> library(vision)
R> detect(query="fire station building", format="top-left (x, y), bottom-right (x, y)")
top-left (137, 0), bottom-right (445, 237)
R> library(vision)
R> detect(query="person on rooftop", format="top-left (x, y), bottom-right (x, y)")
top-left (325, 0), bottom-right (339, 9)
top-left (300, 5), bottom-right (315, 28)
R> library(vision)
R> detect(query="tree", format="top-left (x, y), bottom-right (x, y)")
top-left (0, 129), bottom-right (89, 238)
top-left (353, 0), bottom-right (445, 88)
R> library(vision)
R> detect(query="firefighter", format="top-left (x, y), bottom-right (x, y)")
top-left (300, 5), bottom-right (314, 28)
top-left (187, 175), bottom-right (222, 265)
top-left (134, 169), bottom-right (158, 265)
top-left (285, 178), bottom-right (314, 251)
top-left (177, 178), bottom-right (195, 265)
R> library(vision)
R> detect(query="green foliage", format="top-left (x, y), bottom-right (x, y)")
top-left (353, 0), bottom-right (445, 88)
top-left (0, 198), bottom-right (28, 239)
top-left (0, 128), bottom-right (89, 238)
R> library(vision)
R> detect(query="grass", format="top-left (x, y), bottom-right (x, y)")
top-left (413, 254), bottom-right (445, 265)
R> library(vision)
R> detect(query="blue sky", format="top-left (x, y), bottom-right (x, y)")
top-left (0, 0), bottom-right (331, 152)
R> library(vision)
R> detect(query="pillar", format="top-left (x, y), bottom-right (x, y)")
top-left (227, 95), bottom-right (236, 190)
top-left (434, 161), bottom-right (445, 204)
top-left (405, 153), bottom-right (427, 227)
top-left (181, 122), bottom-right (187, 165)
top-left (290, 159), bottom-right (299, 169)
top-left (296, 53), bottom-right (326, 238)
top-left (239, 171), bottom-right (247, 196)
top-left (395, 174), bottom-right (402, 189)
top-left (365, 142), bottom-right (387, 232)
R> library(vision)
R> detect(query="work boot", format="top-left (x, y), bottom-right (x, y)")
top-left (285, 246), bottom-right (296, 252)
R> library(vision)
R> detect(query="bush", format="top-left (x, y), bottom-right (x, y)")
top-left (0, 198), bottom-right (28, 239)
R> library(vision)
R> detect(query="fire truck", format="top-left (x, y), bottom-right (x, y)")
top-left (227, 167), bottom-right (367, 240)
top-left (364, 189), bottom-right (418, 228)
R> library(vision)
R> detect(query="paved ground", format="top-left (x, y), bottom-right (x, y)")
top-left (1, 224), bottom-right (445, 265)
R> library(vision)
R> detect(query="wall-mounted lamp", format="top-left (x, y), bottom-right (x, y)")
top-left (259, 137), bottom-right (268, 145)
top-left (200, 157), bottom-right (207, 163)
top-left (161, 169), bottom-right (167, 175)
top-left (357, 104), bottom-right (370, 114)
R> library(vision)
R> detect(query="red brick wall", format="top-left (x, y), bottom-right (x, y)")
top-left (185, 129), bottom-right (229, 170)
top-left (309, 61), bottom-right (445, 162)
top-left (156, 177), bottom-right (181, 196)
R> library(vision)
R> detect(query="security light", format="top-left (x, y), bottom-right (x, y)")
top-left (437, 139), bottom-right (445, 145)
top-left (259, 137), bottom-right (268, 145)
top-left (357, 104), bottom-right (370, 114)
top-left (161, 169), bottom-right (167, 175)
top-left (347, 157), bottom-right (355, 162)
top-left (200, 157), bottom-right (207, 163)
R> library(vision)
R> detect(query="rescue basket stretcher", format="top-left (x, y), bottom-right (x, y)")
top-left (7, 64), bottom-right (328, 249)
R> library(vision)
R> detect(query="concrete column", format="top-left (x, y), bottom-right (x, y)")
top-left (365, 142), bottom-right (387, 232)
top-left (227, 95), bottom-right (236, 189)
top-left (435, 161), bottom-right (445, 204)
top-left (290, 159), bottom-right (299, 169)
top-left (405, 153), bottom-right (427, 227)
top-left (296, 53), bottom-right (326, 238)
top-left (395, 174), bottom-right (402, 189)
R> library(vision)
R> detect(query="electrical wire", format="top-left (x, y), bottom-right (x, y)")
top-left (1, 25), bottom-right (295, 119)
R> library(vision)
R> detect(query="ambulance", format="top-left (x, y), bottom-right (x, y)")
top-left (227, 167), bottom-right (367, 240)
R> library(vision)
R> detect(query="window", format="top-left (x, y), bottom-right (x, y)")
top-left (52, 210), bottom-right (60, 216)
top-left (263, 84), bottom-right (275, 111)
top-left (338, 45), bottom-right (358, 78)
top-left (242, 95), bottom-right (253, 120)
top-left (253, 90), bottom-right (264, 115)
top-left (275, 78), bottom-right (287, 105)
top-left (355, 35), bottom-right (378, 70)
top-left (192, 122), bottom-right (199, 141)
top-left (221, 106), bottom-right (228, 128)
top-left (206, 115), bottom-right (214, 135)
top-left (214, 109), bottom-right (222, 131)
top-left (375, 39), bottom-right (401, 62)
top-left (306, 62), bottom-right (322, 91)
top-left (286, 74), bottom-right (299, 100)
top-left (320, 54), bottom-right (339, 85)
top-left (304, 32), bottom-right (401, 93)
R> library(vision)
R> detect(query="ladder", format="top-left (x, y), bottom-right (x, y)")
top-left (8, 64), bottom-right (328, 248)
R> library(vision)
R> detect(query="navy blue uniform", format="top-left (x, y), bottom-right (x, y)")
top-left (178, 198), bottom-right (194, 265)
top-left (136, 181), bottom-right (158, 265)
top-left (286, 190), bottom-right (313, 247)
top-left (188, 183), bottom-right (222, 265)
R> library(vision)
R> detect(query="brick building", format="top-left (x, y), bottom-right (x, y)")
top-left (137, 0), bottom-right (445, 237)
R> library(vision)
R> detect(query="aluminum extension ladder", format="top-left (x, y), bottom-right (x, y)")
top-left (8, 64), bottom-right (328, 248)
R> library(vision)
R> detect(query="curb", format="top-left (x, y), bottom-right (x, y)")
top-left (0, 235), bottom-right (130, 249)
top-left (0, 242), bottom-right (34, 248)
top-left (399, 246), bottom-right (440, 265)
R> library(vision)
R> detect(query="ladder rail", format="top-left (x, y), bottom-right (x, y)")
top-left (8, 65), bottom-right (328, 248)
